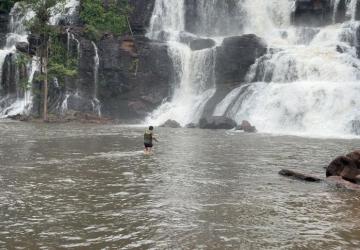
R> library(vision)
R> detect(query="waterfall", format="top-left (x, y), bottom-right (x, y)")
top-left (91, 41), bottom-right (101, 117)
top-left (208, 0), bottom-right (360, 137)
top-left (145, 0), bottom-right (360, 136)
top-left (0, 0), bottom-right (79, 118)
top-left (0, 3), bottom-right (36, 117)
top-left (49, 0), bottom-right (80, 25)
top-left (145, 0), bottom-right (242, 126)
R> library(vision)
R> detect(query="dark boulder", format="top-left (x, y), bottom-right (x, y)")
top-left (199, 116), bottom-right (236, 129)
top-left (291, 0), bottom-right (333, 27)
top-left (236, 120), bottom-right (257, 133)
top-left (279, 169), bottom-right (322, 182)
top-left (160, 119), bottom-right (181, 128)
top-left (190, 38), bottom-right (215, 51)
top-left (15, 42), bottom-right (29, 53)
top-left (215, 34), bottom-right (267, 86)
top-left (326, 151), bottom-right (360, 183)
top-left (15, 42), bottom-right (36, 55)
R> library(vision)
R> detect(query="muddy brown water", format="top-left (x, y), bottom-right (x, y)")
top-left (0, 120), bottom-right (360, 249)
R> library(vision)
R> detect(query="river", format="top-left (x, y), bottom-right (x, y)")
top-left (0, 120), bottom-right (360, 249)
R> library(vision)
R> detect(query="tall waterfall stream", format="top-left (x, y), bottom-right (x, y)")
top-left (146, 0), bottom-right (360, 138)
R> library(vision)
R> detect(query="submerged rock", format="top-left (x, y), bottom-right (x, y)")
top-left (160, 119), bottom-right (181, 128)
top-left (236, 120), bottom-right (257, 133)
top-left (199, 116), bottom-right (236, 129)
top-left (326, 176), bottom-right (360, 191)
top-left (279, 169), bottom-right (322, 182)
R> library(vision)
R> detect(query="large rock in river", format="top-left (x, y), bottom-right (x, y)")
top-left (215, 34), bottom-right (267, 86)
top-left (160, 119), bottom-right (181, 128)
top-left (199, 116), bottom-right (236, 129)
top-left (326, 151), bottom-right (360, 183)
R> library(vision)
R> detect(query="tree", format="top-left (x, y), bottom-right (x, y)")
top-left (80, 0), bottom-right (131, 40)
top-left (0, 0), bottom-right (18, 13)
top-left (22, 0), bottom-right (76, 121)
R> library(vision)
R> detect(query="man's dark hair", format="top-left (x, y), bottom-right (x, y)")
top-left (149, 126), bottom-right (154, 130)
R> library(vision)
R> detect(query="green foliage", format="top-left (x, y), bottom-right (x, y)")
top-left (15, 52), bottom-right (30, 68)
top-left (84, 24), bottom-right (102, 42)
top-left (80, 0), bottom-right (130, 38)
top-left (48, 34), bottom-right (78, 82)
top-left (0, 0), bottom-right (18, 13)
top-left (21, 0), bottom-right (78, 87)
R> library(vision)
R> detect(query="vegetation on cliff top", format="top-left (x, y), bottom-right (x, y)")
top-left (0, 0), bottom-right (19, 13)
top-left (80, 0), bottom-right (131, 40)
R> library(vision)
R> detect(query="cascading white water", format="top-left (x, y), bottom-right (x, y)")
top-left (146, 0), bottom-right (239, 126)
top-left (211, 0), bottom-right (360, 137)
top-left (91, 41), bottom-right (101, 117)
top-left (49, 0), bottom-right (80, 25)
top-left (146, 0), bottom-right (360, 136)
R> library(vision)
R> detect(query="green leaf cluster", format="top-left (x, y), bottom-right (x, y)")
top-left (22, 0), bottom-right (78, 82)
top-left (80, 0), bottom-right (130, 39)
top-left (48, 34), bottom-right (78, 82)
top-left (0, 0), bottom-right (19, 13)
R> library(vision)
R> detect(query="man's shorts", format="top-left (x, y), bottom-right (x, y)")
top-left (144, 143), bottom-right (153, 148)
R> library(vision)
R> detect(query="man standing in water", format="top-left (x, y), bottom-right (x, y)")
top-left (144, 126), bottom-right (158, 154)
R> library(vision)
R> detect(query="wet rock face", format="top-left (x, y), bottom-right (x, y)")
top-left (215, 34), bottom-right (267, 86)
top-left (0, 13), bottom-right (9, 47)
top-left (190, 38), bottom-right (215, 51)
top-left (97, 35), bottom-right (174, 120)
top-left (1, 54), bottom-right (16, 96)
top-left (326, 151), bottom-right (360, 184)
top-left (128, 0), bottom-right (155, 35)
top-left (291, 0), bottom-right (333, 27)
